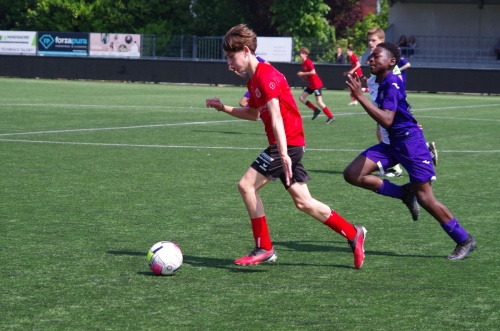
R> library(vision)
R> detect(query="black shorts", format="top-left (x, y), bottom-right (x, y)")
top-left (251, 145), bottom-right (311, 189)
top-left (304, 87), bottom-right (322, 96)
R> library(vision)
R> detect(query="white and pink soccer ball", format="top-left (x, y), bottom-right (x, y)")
top-left (147, 241), bottom-right (183, 276)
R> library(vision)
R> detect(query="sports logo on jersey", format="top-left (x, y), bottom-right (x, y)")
top-left (269, 82), bottom-right (276, 90)
top-left (255, 88), bottom-right (261, 98)
top-left (392, 82), bottom-right (400, 89)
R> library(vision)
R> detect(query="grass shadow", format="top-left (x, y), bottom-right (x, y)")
top-left (273, 241), bottom-right (443, 259)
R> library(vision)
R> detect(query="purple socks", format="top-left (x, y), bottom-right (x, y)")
top-left (375, 179), bottom-right (403, 199)
top-left (441, 218), bottom-right (469, 244)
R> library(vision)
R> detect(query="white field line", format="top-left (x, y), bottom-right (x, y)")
top-left (0, 120), bottom-right (241, 137)
top-left (0, 103), bottom-right (498, 138)
top-left (2, 102), bottom-right (499, 112)
top-left (0, 113), bottom-right (362, 137)
top-left (0, 104), bottom-right (204, 110)
top-left (0, 138), bottom-right (498, 153)
top-left (0, 103), bottom-right (498, 153)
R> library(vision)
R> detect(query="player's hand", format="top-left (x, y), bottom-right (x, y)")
top-left (281, 154), bottom-right (293, 187)
top-left (206, 97), bottom-right (224, 111)
top-left (297, 71), bottom-right (303, 77)
top-left (345, 73), bottom-right (363, 99)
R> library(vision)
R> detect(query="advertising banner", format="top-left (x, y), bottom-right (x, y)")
top-left (256, 37), bottom-right (293, 62)
top-left (0, 31), bottom-right (37, 55)
top-left (37, 32), bottom-right (88, 56)
top-left (89, 33), bottom-right (141, 57)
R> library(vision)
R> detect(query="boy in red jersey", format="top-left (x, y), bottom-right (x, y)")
top-left (297, 47), bottom-right (335, 124)
top-left (205, 24), bottom-right (366, 269)
top-left (344, 45), bottom-right (366, 106)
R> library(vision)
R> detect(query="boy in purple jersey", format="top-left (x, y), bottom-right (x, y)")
top-left (397, 53), bottom-right (410, 88)
top-left (344, 42), bottom-right (476, 261)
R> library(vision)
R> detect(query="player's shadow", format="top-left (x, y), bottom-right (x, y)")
top-left (191, 129), bottom-right (263, 136)
top-left (273, 240), bottom-right (343, 253)
top-left (273, 240), bottom-right (443, 259)
top-left (106, 249), bottom-right (266, 274)
top-left (182, 255), bottom-right (267, 273)
top-left (307, 169), bottom-right (344, 175)
top-left (107, 244), bottom-right (442, 276)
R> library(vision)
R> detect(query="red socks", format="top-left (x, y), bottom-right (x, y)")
top-left (251, 211), bottom-right (355, 249)
top-left (305, 101), bottom-right (333, 118)
top-left (305, 101), bottom-right (318, 111)
top-left (322, 107), bottom-right (333, 119)
top-left (251, 216), bottom-right (273, 250)
top-left (323, 210), bottom-right (357, 240)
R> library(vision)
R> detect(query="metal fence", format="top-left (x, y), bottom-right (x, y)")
top-left (140, 34), bottom-right (337, 63)
top-left (139, 34), bottom-right (500, 68)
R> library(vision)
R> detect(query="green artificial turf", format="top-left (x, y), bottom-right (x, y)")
top-left (1, 78), bottom-right (498, 330)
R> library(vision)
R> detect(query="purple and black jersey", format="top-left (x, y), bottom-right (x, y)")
top-left (363, 71), bottom-right (435, 183)
top-left (376, 72), bottom-right (420, 143)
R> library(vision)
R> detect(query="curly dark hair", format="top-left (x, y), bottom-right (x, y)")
top-left (377, 42), bottom-right (401, 64)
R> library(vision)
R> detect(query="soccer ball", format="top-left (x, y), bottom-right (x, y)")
top-left (147, 241), bottom-right (183, 275)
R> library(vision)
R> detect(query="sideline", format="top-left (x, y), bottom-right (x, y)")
top-left (0, 138), bottom-right (498, 153)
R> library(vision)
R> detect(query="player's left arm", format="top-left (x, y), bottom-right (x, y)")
top-left (345, 59), bottom-right (361, 76)
top-left (297, 68), bottom-right (316, 77)
top-left (267, 97), bottom-right (292, 186)
top-left (345, 73), bottom-right (395, 128)
top-left (399, 62), bottom-right (411, 71)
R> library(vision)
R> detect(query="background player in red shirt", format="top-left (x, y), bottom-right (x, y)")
top-left (297, 47), bottom-right (335, 124)
top-left (344, 45), bottom-right (366, 106)
top-left (205, 24), bottom-right (366, 269)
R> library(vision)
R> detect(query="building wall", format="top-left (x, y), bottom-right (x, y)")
top-left (388, 3), bottom-right (500, 41)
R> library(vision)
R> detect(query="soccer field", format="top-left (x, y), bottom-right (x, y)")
top-left (1, 78), bottom-right (498, 330)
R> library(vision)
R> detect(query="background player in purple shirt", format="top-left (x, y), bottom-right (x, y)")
top-left (344, 42), bottom-right (476, 261)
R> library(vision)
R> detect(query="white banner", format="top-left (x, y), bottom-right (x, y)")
top-left (89, 33), bottom-right (141, 57)
top-left (256, 37), bottom-right (293, 62)
top-left (0, 31), bottom-right (37, 55)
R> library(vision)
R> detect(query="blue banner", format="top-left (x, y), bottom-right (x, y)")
top-left (37, 32), bottom-right (89, 56)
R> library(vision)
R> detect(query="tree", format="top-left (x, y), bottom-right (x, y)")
top-left (346, 0), bottom-right (389, 59)
top-left (189, 0), bottom-right (248, 36)
top-left (0, 0), bottom-right (37, 30)
top-left (324, 0), bottom-right (362, 38)
top-left (24, 0), bottom-right (96, 32)
top-left (239, 0), bottom-right (277, 36)
top-left (270, 0), bottom-right (336, 62)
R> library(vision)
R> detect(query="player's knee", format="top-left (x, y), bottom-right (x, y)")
top-left (237, 179), bottom-right (251, 195)
top-left (343, 168), bottom-right (356, 185)
top-left (415, 191), bottom-right (433, 208)
top-left (293, 199), bottom-right (313, 213)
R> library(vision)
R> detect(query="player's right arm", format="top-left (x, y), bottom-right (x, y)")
top-left (267, 97), bottom-right (292, 186)
top-left (205, 97), bottom-right (259, 121)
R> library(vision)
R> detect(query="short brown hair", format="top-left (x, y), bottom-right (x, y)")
top-left (299, 47), bottom-right (310, 55)
top-left (223, 24), bottom-right (257, 55)
top-left (367, 27), bottom-right (385, 40)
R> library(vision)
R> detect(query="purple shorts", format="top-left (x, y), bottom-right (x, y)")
top-left (361, 134), bottom-right (436, 183)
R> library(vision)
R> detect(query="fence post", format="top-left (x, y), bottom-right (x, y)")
top-left (180, 35), bottom-right (184, 59)
top-left (193, 36), bottom-right (197, 60)
top-left (152, 34), bottom-right (156, 58)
